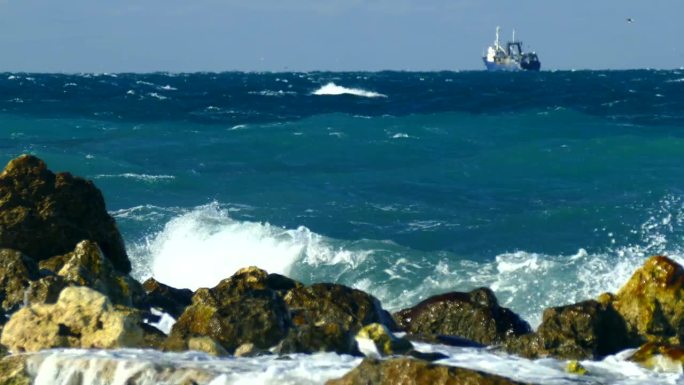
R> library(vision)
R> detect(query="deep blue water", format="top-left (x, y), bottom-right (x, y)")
top-left (2, 70), bottom-right (684, 325)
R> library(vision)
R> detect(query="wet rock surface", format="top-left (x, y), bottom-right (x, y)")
top-left (394, 287), bottom-right (531, 346)
top-left (506, 300), bottom-right (634, 360)
top-left (142, 278), bottom-right (193, 319)
top-left (324, 357), bottom-right (535, 385)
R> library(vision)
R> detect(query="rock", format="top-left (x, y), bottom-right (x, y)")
top-left (142, 278), bottom-right (193, 319)
top-left (394, 288), bottom-right (531, 346)
top-left (234, 342), bottom-right (259, 357)
top-left (285, 282), bottom-right (396, 332)
top-left (628, 342), bottom-right (684, 372)
top-left (24, 275), bottom-right (69, 306)
top-left (611, 255), bottom-right (684, 344)
top-left (0, 355), bottom-right (30, 385)
top-left (565, 360), bottom-right (587, 375)
top-left (166, 268), bottom-right (291, 354)
top-left (506, 300), bottom-right (633, 360)
top-left (274, 322), bottom-right (360, 355)
top-left (38, 240), bottom-right (144, 307)
top-left (1, 286), bottom-right (144, 352)
top-left (0, 249), bottom-right (39, 313)
top-left (355, 323), bottom-right (413, 357)
top-left (0, 155), bottom-right (130, 273)
top-left (325, 357), bottom-right (534, 385)
top-left (187, 336), bottom-right (229, 356)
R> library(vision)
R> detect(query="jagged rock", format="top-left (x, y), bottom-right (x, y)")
top-left (355, 323), bottom-right (413, 357)
top-left (394, 288), bottom-right (531, 346)
top-left (0, 355), bottom-right (30, 385)
top-left (0, 249), bottom-right (39, 313)
top-left (166, 267), bottom-right (291, 354)
top-left (142, 278), bottom-right (193, 319)
top-left (0, 155), bottom-right (130, 273)
top-left (285, 282), bottom-right (397, 333)
top-left (274, 322), bottom-right (360, 355)
top-left (628, 342), bottom-right (684, 372)
top-left (611, 255), bottom-right (684, 344)
top-left (325, 357), bottom-right (534, 385)
top-left (234, 342), bottom-right (259, 357)
top-left (37, 240), bottom-right (144, 307)
top-left (505, 300), bottom-right (633, 360)
top-left (1, 286), bottom-right (144, 352)
top-left (24, 275), bottom-right (69, 306)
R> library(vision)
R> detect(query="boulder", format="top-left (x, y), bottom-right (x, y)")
top-left (394, 288), bottom-right (530, 346)
top-left (274, 322), bottom-right (359, 355)
top-left (0, 155), bottom-right (130, 273)
top-left (611, 255), bottom-right (684, 344)
top-left (142, 278), bottom-right (193, 319)
top-left (0, 249), bottom-right (39, 313)
top-left (187, 336), bottom-right (229, 356)
top-left (355, 323), bottom-right (413, 357)
top-left (38, 240), bottom-right (144, 307)
top-left (1, 286), bottom-right (144, 352)
top-left (285, 282), bottom-right (397, 333)
top-left (165, 267), bottom-right (291, 354)
top-left (325, 358), bottom-right (534, 385)
top-left (628, 342), bottom-right (684, 372)
top-left (505, 300), bottom-right (633, 360)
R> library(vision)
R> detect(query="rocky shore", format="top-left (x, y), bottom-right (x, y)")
top-left (0, 154), bottom-right (683, 384)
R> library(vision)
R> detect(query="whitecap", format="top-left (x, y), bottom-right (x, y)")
top-left (93, 173), bottom-right (175, 183)
top-left (147, 92), bottom-right (168, 100)
top-left (312, 82), bottom-right (387, 98)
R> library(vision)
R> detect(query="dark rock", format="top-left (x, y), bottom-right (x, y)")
top-left (406, 350), bottom-right (449, 362)
top-left (274, 322), bottom-right (360, 355)
top-left (24, 275), bottom-right (69, 306)
top-left (142, 278), bottom-right (193, 319)
top-left (0, 249), bottom-right (39, 313)
top-left (166, 267), bottom-right (291, 354)
top-left (284, 282), bottom-right (397, 333)
top-left (628, 342), bottom-right (684, 371)
top-left (506, 300), bottom-right (634, 360)
top-left (324, 357), bottom-right (535, 385)
top-left (0, 155), bottom-right (130, 273)
top-left (394, 288), bottom-right (531, 346)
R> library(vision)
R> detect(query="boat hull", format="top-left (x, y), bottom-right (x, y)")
top-left (483, 58), bottom-right (521, 72)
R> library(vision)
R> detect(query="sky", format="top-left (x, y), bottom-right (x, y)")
top-left (0, 0), bottom-right (681, 72)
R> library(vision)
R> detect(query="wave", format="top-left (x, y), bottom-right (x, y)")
top-left (124, 197), bottom-right (684, 327)
top-left (93, 173), bottom-right (175, 183)
top-left (312, 82), bottom-right (387, 98)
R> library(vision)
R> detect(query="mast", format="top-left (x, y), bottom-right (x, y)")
top-left (495, 26), bottom-right (501, 50)
top-left (512, 29), bottom-right (516, 42)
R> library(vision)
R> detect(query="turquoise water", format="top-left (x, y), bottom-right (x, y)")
top-left (2, 70), bottom-right (684, 326)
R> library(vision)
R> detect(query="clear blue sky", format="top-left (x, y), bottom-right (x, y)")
top-left (0, 0), bottom-right (681, 72)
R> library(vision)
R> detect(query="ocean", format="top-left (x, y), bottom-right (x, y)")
top-left (2, 70), bottom-right (684, 384)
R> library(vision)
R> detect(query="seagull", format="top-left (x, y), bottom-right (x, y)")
top-left (626, 18), bottom-right (634, 23)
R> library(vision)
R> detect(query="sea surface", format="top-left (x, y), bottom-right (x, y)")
top-left (2, 70), bottom-right (684, 384)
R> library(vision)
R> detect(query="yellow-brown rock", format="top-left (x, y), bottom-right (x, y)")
top-left (628, 342), bottom-right (684, 372)
top-left (0, 286), bottom-right (144, 352)
top-left (356, 323), bottom-right (413, 357)
top-left (612, 255), bottom-right (684, 344)
top-left (0, 355), bottom-right (30, 385)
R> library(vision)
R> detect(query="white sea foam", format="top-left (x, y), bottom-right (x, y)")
top-left (147, 92), bottom-right (168, 100)
top-left (26, 346), bottom-right (682, 385)
top-left (312, 83), bottom-right (387, 98)
top-left (159, 84), bottom-right (177, 91)
top-left (248, 90), bottom-right (297, 97)
top-left (94, 173), bottom-right (175, 183)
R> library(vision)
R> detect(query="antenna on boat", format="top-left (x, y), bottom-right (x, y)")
top-left (495, 26), bottom-right (501, 49)
top-left (512, 29), bottom-right (516, 42)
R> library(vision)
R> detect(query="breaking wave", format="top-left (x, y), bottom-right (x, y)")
top-left (312, 83), bottom-right (387, 98)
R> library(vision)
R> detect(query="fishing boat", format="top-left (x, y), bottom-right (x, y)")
top-left (483, 27), bottom-right (541, 71)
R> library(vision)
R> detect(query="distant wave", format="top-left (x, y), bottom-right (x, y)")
top-left (93, 173), bottom-right (175, 183)
top-left (312, 82), bottom-right (387, 98)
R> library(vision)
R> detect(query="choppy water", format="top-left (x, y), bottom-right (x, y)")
top-left (2, 70), bottom-right (684, 383)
